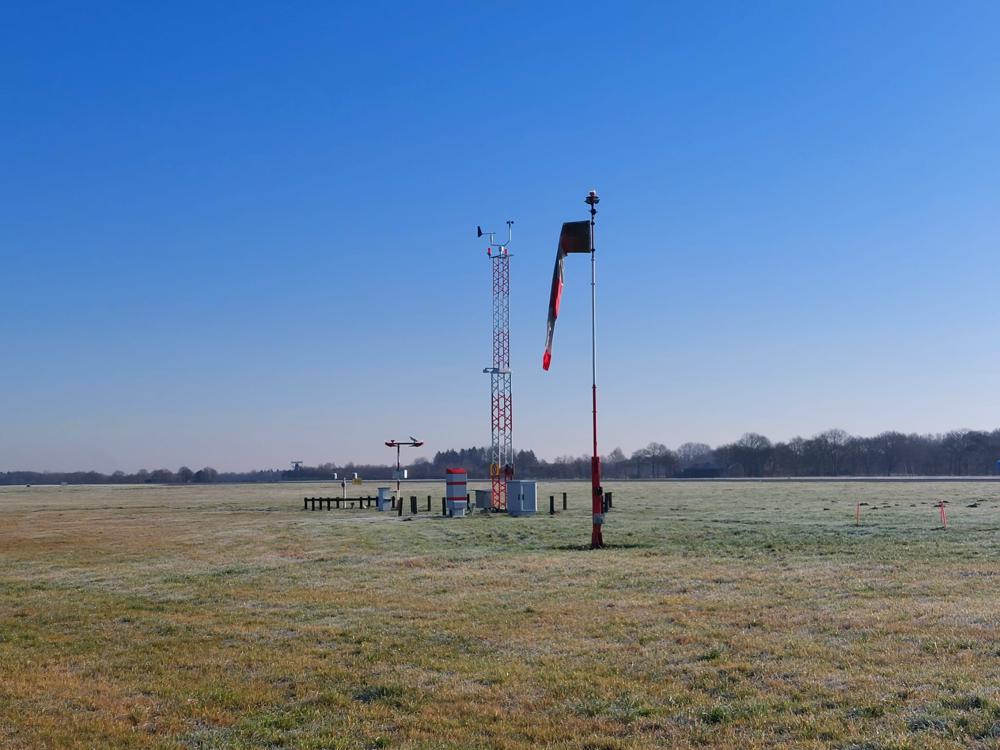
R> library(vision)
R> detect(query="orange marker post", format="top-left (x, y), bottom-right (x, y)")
top-left (939, 501), bottom-right (948, 530)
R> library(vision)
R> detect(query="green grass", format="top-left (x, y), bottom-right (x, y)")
top-left (2, 480), bottom-right (1000, 748)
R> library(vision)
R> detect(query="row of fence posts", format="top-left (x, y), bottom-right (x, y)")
top-left (399, 495), bottom-right (477, 517)
top-left (307, 490), bottom-right (617, 518)
top-left (547, 491), bottom-right (612, 514)
top-left (304, 496), bottom-right (376, 510)
top-left (397, 495), bottom-right (438, 516)
top-left (305, 494), bottom-right (475, 516)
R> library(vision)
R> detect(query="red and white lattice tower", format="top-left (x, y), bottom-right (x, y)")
top-left (479, 221), bottom-right (514, 511)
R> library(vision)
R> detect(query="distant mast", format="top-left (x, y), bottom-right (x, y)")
top-left (479, 221), bottom-right (514, 511)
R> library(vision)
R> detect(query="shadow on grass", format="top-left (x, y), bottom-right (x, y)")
top-left (550, 542), bottom-right (654, 551)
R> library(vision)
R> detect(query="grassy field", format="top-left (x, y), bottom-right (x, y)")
top-left (2, 480), bottom-right (1000, 749)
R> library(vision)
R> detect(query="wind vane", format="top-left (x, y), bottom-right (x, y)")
top-left (542, 190), bottom-right (605, 548)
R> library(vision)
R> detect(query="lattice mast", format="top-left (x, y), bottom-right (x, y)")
top-left (479, 221), bottom-right (514, 510)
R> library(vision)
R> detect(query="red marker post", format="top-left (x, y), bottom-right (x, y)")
top-left (939, 501), bottom-right (948, 530)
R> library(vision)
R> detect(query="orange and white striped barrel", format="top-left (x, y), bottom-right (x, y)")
top-left (446, 468), bottom-right (467, 518)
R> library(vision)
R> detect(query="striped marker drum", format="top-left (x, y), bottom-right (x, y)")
top-left (446, 468), bottom-right (467, 518)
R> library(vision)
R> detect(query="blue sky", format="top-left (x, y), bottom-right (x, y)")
top-left (2, 2), bottom-right (999, 472)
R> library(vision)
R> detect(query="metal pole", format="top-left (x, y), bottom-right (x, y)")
top-left (586, 190), bottom-right (604, 549)
top-left (396, 443), bottom-right (401, 503)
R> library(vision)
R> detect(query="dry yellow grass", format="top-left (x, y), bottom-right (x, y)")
top-left (2, 480), bottom-right (1000, 749)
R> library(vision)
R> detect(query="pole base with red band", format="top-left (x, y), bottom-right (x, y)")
top-left (591, 455), bottom-right (604, 549)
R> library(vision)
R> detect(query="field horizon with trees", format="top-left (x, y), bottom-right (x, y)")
top-left (4, 427), bottom-right (1000, 486)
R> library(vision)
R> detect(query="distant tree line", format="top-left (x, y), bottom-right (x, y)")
top-left (616, 429), bottom-right (1000, 479)
top-left (0, 466), bottom-right (226, 486)
top-left (4, 428), bottom-right (1000, 485)
top-left (712, 429), bottom-right (1000, 478)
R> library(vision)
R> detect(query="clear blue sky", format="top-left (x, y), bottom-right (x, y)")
top-left (2, 2), bottom-right (999, 472)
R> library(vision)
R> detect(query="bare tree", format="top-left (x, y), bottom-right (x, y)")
top-left (677, 442), bottom-right (713, 469)
top-left (732, 433), bottom-right (773, 477)
top-left (876, 431), bottom-right (906, 476)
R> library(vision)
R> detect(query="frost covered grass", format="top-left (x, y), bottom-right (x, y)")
top-left (2, 480), bottom-right (1000, 749)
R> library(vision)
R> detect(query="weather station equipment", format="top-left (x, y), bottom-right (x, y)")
top-left (384, 438), bottom-right (424, 504)
top-left (479, 220), bottom-right (515, 511)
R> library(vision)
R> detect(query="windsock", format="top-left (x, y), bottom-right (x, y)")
top-left (543, 220), bottom-right (591, 370)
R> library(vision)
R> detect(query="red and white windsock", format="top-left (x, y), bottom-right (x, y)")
top-left (542, 220), bottom-right (591, 370)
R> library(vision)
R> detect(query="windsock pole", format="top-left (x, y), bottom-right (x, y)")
top-left (587, 190), bottom-right (604, 549)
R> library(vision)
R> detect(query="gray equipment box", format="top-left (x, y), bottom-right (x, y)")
top-left (376, 487), bottom-right (394, 512)
top-left (506, 480), bottom-right (537, 516)
top-left (474, 489), bottom-right (492, 509)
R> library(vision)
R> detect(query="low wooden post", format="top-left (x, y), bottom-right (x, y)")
top-left (606, 491), bottom-right (613, 510)
top-left (562, 492), bottom-right (567, 510)
top-left (427, 495), bottom-right (432, 512)
top-left (442, 497), bottom-right (447, 516)
top-left (466, 492), bottom-right (471, 510)
top-left (549, 495), bottom-right (555, 515)
top-left (397, 498), bottom-right (403, 516)
top-left (410, 496), bottom-right (417, 514)
top-left (303, 498), bottom-right (308, 510)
